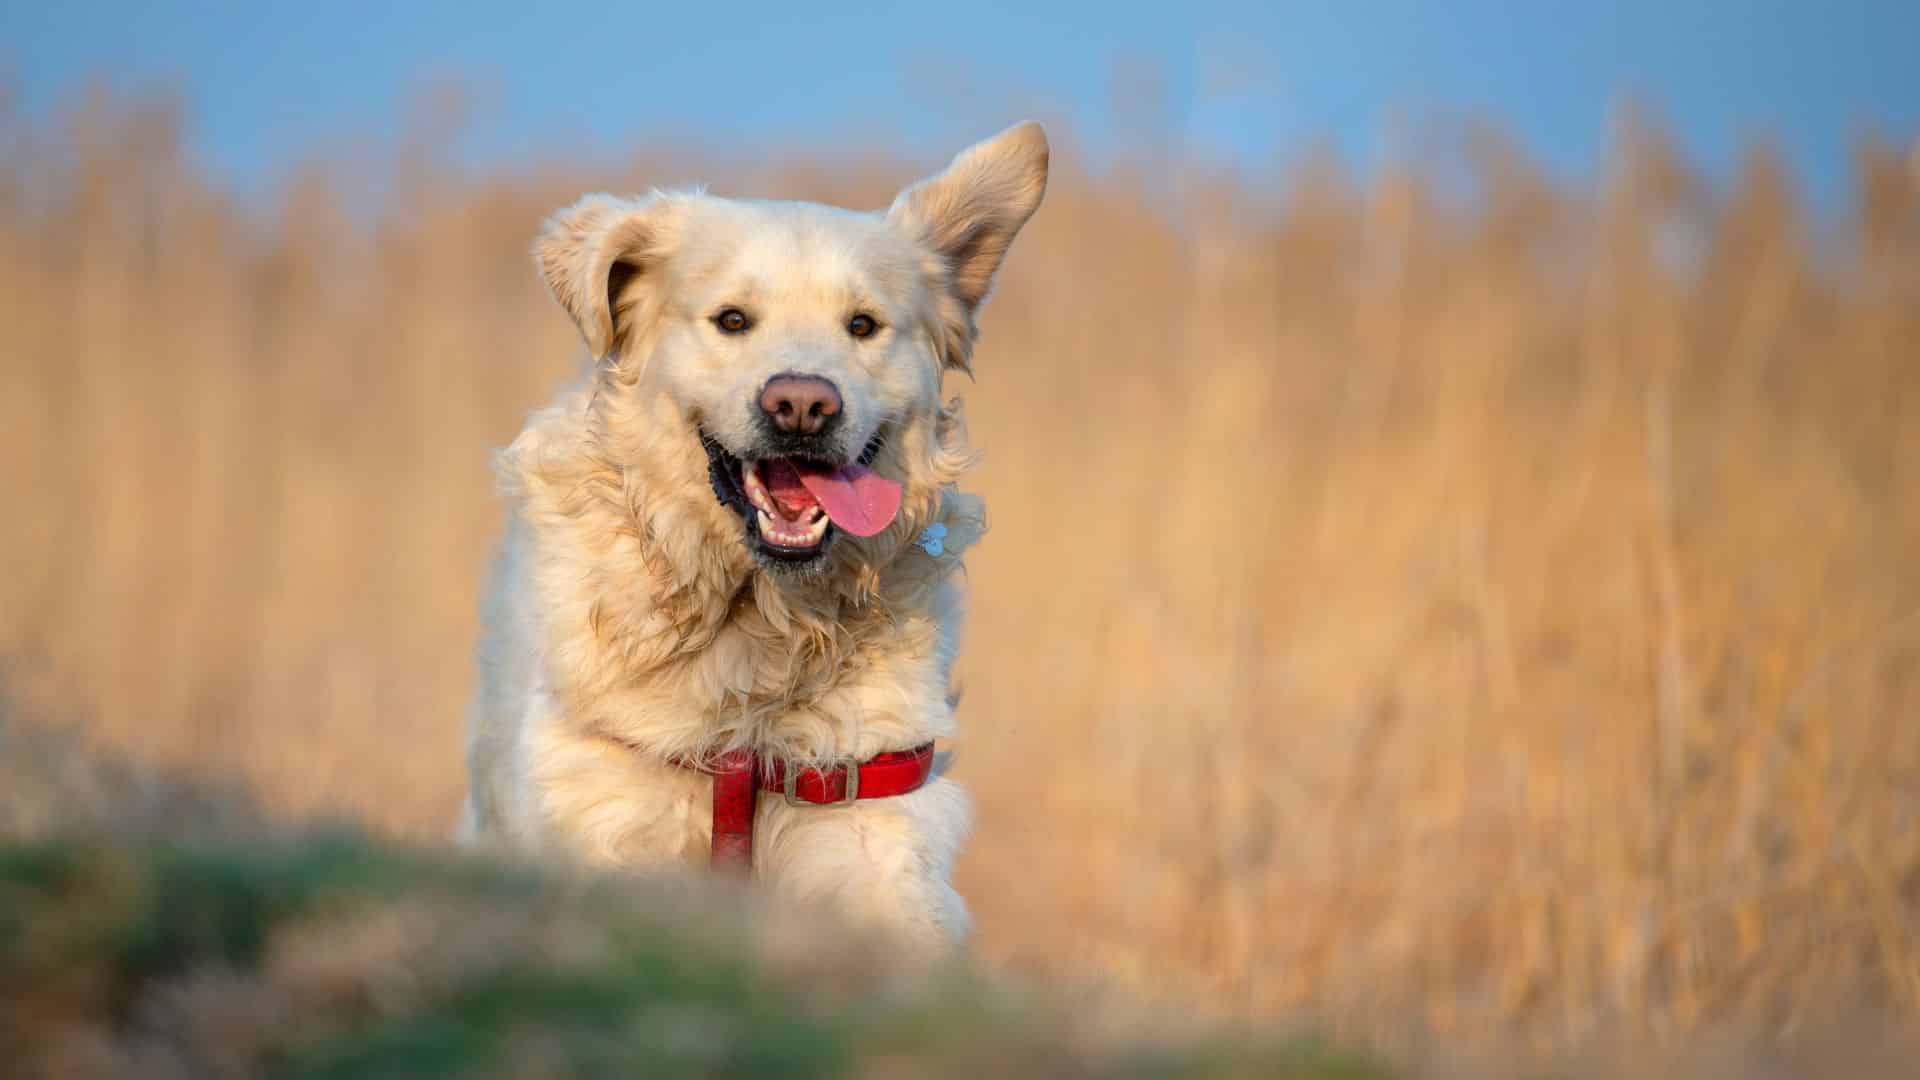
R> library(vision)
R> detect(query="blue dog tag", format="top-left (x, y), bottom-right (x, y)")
top-left (914, 522), bottom-right (948, 557)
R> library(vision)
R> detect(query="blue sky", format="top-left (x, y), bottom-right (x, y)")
top-left (5, 2), bottom-right (1917, 207)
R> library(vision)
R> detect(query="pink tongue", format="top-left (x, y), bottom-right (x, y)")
top-left (793, 462), bottom-right (902, 538)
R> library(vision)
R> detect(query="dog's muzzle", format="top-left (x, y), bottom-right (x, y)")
top-left (701, 429), bottom-right (898, 567)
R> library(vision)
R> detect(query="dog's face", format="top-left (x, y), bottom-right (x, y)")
top-left (534, 123), bottom-right (1047, 576)
top-left (648, 201), bottom-right (939, 566)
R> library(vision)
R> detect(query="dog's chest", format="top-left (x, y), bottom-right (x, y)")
top-left (702, 607), bottom-right (888, 701)
top-left (656, 598), bottom-right (947, 748)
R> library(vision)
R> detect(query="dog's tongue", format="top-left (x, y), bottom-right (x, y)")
top-left (793, 462), bottom-right (901, 537)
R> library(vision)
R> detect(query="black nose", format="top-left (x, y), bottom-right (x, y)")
top-left (759, 375), bottom-right (842, 436)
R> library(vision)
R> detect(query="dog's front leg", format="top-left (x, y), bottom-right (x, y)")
top-left (526, 726), bottom-right (715, 870)
top-left (752, 777), bottom-right (972, 955)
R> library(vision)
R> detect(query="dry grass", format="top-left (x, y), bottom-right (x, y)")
top-left (3, 87), bottom-right (1918, 1052)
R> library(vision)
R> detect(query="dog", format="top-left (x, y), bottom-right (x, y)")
top-left (459, 123), bottom-right (1047, 952)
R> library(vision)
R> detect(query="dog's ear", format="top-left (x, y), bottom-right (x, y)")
top-left (888, 122), bottom-right (1049, 316)
top-left (534, 194), bottom-right (670, 360)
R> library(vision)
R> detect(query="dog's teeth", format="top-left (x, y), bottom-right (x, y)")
top-left (742, 461), bottom-right (779, 515)
top-left (756, 505), bottom-right (830, 550)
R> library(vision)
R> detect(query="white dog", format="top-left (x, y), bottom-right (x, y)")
top-left (460, 124), bottom-right (1048, 951)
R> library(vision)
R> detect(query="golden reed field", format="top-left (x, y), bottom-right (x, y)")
top-left (3, 89), bottom-right (1918, 1053)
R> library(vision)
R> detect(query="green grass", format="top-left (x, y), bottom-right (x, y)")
top-left (0, 828), bottom-right (1387, 1079)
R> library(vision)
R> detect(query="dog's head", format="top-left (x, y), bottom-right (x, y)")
top-left (532, 123), bottom-right (1047, 579)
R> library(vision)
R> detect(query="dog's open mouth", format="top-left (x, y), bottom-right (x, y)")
top-left (703, 433), bottom-right (899, 563)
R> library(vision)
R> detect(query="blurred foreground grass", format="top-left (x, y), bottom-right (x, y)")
top-left (5, 839), bottom-right (1376, 1078)
top-left (0, 716), bottom-right (1381, 1079)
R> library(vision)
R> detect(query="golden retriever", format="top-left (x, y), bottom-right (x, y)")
top-left (459, 123), bottom-right (1048, 951)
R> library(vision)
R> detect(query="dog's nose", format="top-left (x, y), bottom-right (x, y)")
top-left (759, 375), bottom-right (842, 436)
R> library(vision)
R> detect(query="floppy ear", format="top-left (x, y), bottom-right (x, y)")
top-left (888, 122), bottom-right (1049, 318)
top-left (533, 194), bottom-right (669, 359)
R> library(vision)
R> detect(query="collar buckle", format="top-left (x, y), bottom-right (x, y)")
top-left (783, 760), bottom-right (858, 807)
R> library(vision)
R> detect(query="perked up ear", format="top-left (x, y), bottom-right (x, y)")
top-left (533, 194), bottom-right (669, 359)
top-left (888, 122), bottom-right (1049, 317)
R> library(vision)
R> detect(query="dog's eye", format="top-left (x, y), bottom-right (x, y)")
top-left (714, 309), bottom-right (752, 334)
top-left (847, 313), bottom-right (879, 339)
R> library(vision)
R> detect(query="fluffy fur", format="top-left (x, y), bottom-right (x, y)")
top-left (460, 123), bottom-right (1048, 951)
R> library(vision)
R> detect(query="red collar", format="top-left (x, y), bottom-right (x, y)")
top-left (682, 743), bottom-right (937, 871)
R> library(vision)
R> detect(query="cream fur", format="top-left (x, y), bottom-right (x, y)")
top-left (460, 123), bottom-right (1048, 952)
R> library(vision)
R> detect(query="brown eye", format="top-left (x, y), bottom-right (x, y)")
top-left (714, 308), bottom-right (751, 334)
top-left (847, 313), bottom-right (879, 339)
